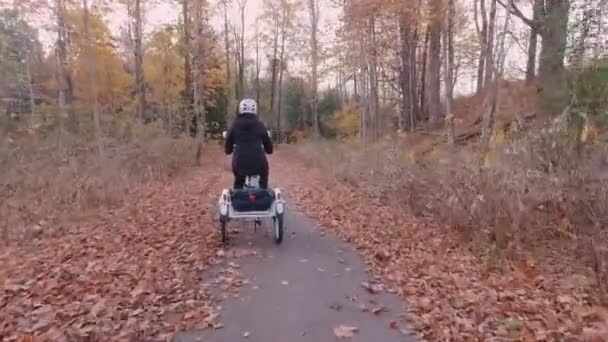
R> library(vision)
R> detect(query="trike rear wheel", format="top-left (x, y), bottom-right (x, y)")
top-left (220, 216), bottom-right (228, 245)
top-left (273, 213), bottom-right (284, 244)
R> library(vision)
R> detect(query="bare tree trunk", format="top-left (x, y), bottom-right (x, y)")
top-left (444, 0), bottom-right (456, 145)
top-left (221, 0), bottom-right (234, 114)
top-left (368, 16), bottom-right (379, 141)
top-left (426, 0), bottom-right (442, 126)
top-left (537, 0), bottom-right (570, 114)
top-left (482, 1), bottom-right (512, 145)
top-left (420, 26), bottom-right (429, 122)
top-left (193, 0), bottom-right (206, 163)
top-left (183, 0), bottom-right (193, 133)
top-left (398, 11), bottom-right (410, 131)
top-left (308, 0), bottom-right (320, 137)
top-left (484, 0), bottom-right (497, 86)
top-left (269, 6), bottom-right (279, 123)
top-left (235, 0), bottom-right (247, 100)
top-left (25, 57), bottom-right (36, 128)
top-left (277, 1), bottom-right (288, 139)
top-left (499, 0), bottom-right (571, 115)
top-left (55, 0), bottom-right (69, 150)
top-left (474, 0), bottom-right (488, 93)
top-left (399, 10), bottom-right (418, 131)
top-left (134, 0), bottom-right (146, 121)
top-left (525, 0), bottom-right (542, 84)
top-left (255, 17), bottom-right (261, 107)
top-left (83, 0), bottom-right (104, 156)
top-left (359, 39), bottom-right (369, 143)
top-left (409, 17), bottom-right (419, 131)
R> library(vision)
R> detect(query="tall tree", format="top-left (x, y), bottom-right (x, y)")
top-left (426, 0), bottom-right (442, 125)
top-left (262, 0), bottom-right (281, 122)
top-left (398, 5), bottom-right (419, 132)
top-left (444, 0), bottom-right (456, 145)
top-left (192, 0), bottom-right (207, 162)
top-left (235, 0), bottom-right (247, 100)
top-left (307, 0), bottom-right (320, 137)
top-left (474, 0), bottom-right (488, 92)
top-left (525, 0), bottom-right (542, 84)
top-left (255, 16), bottom-right (261, 107)
top-left (484, 0), bottom-right (497, 86)
top-left (276, 0), bottom-right (290, 136)
top-left (82, 0), bottom-right (104, 156)
top-left (55, 0), bottom-right (70, 148)
top-left (182, 0), bottom-right (193, 132)
top-left (133, 0), bottom-right (146, 120)
top-left (499, 0), bottom-right (571, 114)
top-left (219, 0), bottom-right (234, 114)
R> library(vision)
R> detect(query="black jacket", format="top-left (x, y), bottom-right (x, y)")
top-left (224, 113), bottom-right (273, 176)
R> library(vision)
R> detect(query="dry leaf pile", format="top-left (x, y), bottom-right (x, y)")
top-left (274, 153), bottom-right (608, 341)
top-left (1, 158), bottom-right (229, 341)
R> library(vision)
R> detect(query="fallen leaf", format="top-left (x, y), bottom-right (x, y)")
top-left (333, 325), bottom-right (359, 339)
top-left (330, 303), bottom-right (343, 311)
top-left (372, 307), bottom-right (387, 315)
top-left (361, 281), bottom-right (383, 294)
top-left (389, 321), bottom-right (398, 329)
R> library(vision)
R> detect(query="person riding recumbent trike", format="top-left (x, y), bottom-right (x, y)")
top-left (218, 131), bottom-right (286, 246)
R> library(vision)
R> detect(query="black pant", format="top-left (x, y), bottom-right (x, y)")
top-left (233, 169), bottom-right (269, 189)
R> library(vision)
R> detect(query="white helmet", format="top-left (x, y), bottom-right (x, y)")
top-left (238, 98), bottom-right (257, 115)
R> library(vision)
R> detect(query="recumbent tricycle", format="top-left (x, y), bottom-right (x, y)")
top-left (218, 131), bottom-right (286, 246)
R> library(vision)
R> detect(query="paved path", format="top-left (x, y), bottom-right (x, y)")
top-left (174, 207), bottom-right (414, 342)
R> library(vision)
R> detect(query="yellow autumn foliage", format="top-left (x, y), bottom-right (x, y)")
top-left (332, 103), bottom-right (360, 139)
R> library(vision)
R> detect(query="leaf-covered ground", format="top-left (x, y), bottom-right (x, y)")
top-left (1, 153), bottom-right (229, 341)
top-left (272, 152), bottom-right (608, 341)
top-left (2, 148), bottom-right (607, 341)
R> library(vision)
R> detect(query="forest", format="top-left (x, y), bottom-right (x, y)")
top-left (2, 0), bottom-right (608, 340)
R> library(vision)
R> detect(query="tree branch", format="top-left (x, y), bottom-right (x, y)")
top-left (496, 0), bottom-right (537, 29)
